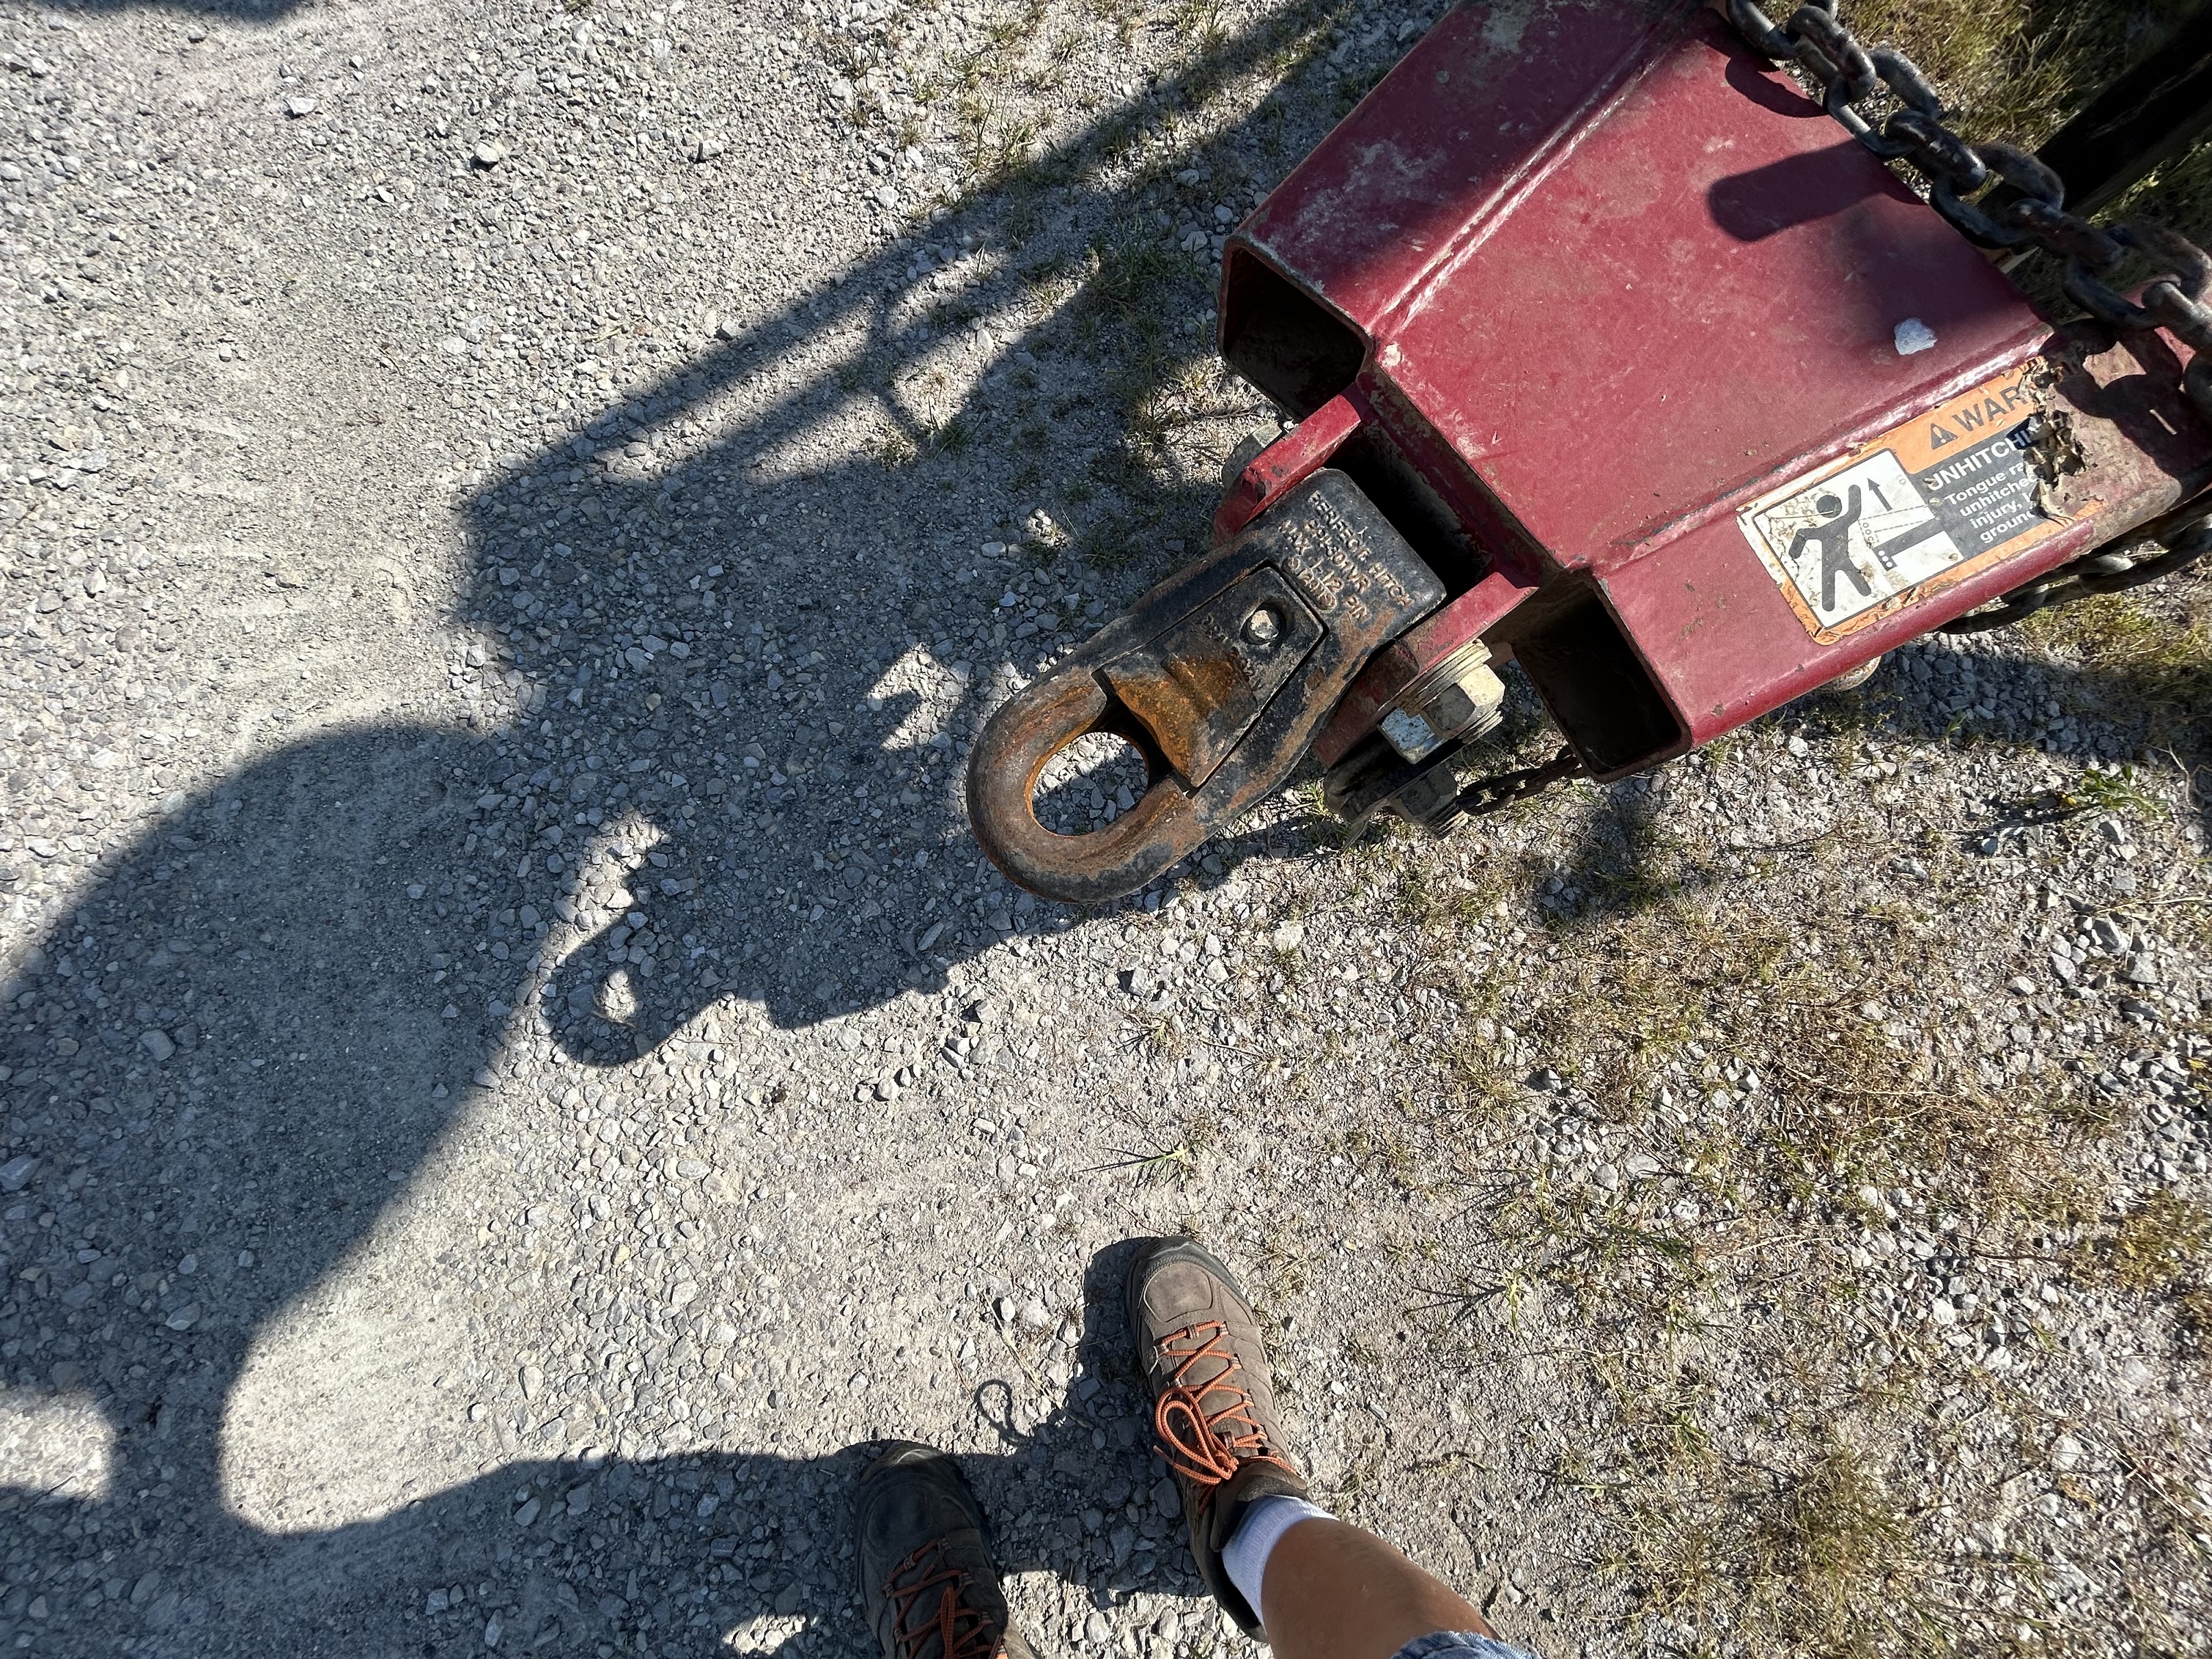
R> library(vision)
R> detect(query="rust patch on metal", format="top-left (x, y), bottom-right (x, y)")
top-left (1096, 563), bottom-right (1321, 789)
top-left (1102, 655), bottom-right (1254, 784)
top-left (2039, 322), bottom-right (2212, 531)
top-left (2023, 363), bottom-right (2087, 500)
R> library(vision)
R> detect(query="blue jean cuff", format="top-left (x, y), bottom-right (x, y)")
top-left (1388, 1632), bottom-right (1540, 1659)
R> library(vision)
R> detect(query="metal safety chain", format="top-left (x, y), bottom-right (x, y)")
top-left (1722, 0), bottom-right (2212, 633)
top-left (1725, 0), bottom-right (2212, 628)
top-left (1447, 746), bottom-right (1587, 822)
top-left (1938, 509), bottom-right (2212, 633)
top-left (1722, 0), bottom-right (2212, 426)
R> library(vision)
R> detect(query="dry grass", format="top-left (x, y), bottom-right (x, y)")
top-left (2019, 588), bottom-right (2212, 749)
top-left (1349, 779), bottom-right (2188, 1654)
top-left (1603, 1412), bottom-right (1933, 1659)
top-left (2084, 1189), bottom-right (2212, 1294)
top-left (1421, 862), bottom-right (2091, 1226)
top-left (1848, 0), bottom-right (2212, 240)
top-left (887, 3), bottom-right (2211, 1649)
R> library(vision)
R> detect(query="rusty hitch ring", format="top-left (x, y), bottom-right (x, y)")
top-left (963, 670), bottom-right (1210, 909)
top-left (964, 470), bottom-right (1449, 908)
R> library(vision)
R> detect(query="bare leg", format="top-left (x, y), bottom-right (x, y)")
top-left (1261, 1518), bottom-right (1495, 1659)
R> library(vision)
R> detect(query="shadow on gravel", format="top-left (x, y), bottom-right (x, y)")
top-left (3, 3), bottom-right (2207, 1648)
top-left (464, 6), bottom-right (1316, 1061)
top-left (1528, 640), bottom-right (2211, 928)
top-left (0, 12), bottom-right (1292, 1651)
top-left (0, 1222), bottom-right (1184, 1651)
top-left (50, 0), bottom-right (306, 17)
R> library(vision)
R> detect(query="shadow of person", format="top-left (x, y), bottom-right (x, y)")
top-left (947, 1237), bottom-right (1203, 1612)
top-left (51, 0), bottom-right (309, 18)
top-left (0, 721), bottom-right (494, 1536)
top-left (10, 0), bottom-right (2193, 1640)
top-left (440, 12), bottom-right (1327, 1062)
top-left (0, 14), bottom-right (1316, 1644)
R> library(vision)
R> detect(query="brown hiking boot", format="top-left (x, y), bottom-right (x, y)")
top-left (853, 1442), bottom-right (1038, 1659)
top-left (1125, 1236), bottom-right (1309, 1638)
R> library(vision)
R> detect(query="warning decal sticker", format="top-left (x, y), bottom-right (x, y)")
top-left (1737, 364), bottom-right (2069, 644)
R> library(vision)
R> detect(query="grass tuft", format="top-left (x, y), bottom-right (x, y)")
top-left (2021, 590), bottom-right (2212, 745)
top-left (2087, 1190), bottom-right (2212, 1295)
top-left (1845, 0), bottom-right (2212, 243)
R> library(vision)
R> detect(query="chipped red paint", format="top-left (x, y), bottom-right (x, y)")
top-left (1213, 396), bottom-right (1363, 542)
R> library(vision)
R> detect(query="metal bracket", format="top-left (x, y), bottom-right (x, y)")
top-left (965, 470), bottom-right (1443, 906)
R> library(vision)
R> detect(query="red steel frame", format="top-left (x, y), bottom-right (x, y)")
top-left (1212, 0), bottom-right (2212, 779)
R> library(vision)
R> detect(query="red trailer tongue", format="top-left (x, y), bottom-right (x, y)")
top-left (967, 0), bottom-right (2212, 906)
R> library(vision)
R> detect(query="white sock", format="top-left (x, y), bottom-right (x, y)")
top-left (1221, 1494), bottom-right (1334, 1630)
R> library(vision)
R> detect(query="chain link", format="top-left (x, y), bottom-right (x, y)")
top-left (1727, 0), bottom-right (2212, 635)
top-left (1448, 746), bottom-right (1587, 822)
top-left (1724, 0), bottom-right (2212, 423)
top-left (1938, 510), bottom-right (2212, 633)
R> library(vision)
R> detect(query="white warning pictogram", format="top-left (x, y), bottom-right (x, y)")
top-left (1744, 452), bottom-right (1960, 630)
top-left (1737, 366), bottom-right (2058, 645)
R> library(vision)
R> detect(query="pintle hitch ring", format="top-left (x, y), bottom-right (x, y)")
top-left (964, 673), bottom-right (1210, 910)
top-left (965, 470), bottom-right (1445, 908)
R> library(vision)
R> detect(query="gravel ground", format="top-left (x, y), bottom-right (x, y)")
top-left (1, 1), bottom-right (2208, 1656)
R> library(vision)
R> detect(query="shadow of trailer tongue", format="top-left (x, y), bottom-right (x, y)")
top-left (967, 0), bottom-right (2212, 907)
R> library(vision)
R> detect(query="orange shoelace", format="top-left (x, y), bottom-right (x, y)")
top-left (884, 1542), bottom-right (1003, 1659)
top-left (1151, 1320), bottom-right (1295, 1504)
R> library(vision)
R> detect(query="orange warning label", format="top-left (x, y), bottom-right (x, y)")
top-left (1737, 363), bottom-right (2069, 644)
